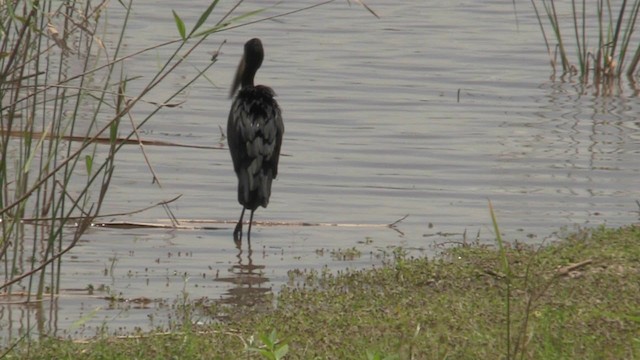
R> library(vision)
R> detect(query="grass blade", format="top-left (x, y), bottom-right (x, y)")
top-left (488, 200), bottom-right (512, 359)
top-left (189, 0), bottom-right (221, 37)
top-left (172, 10), bottom-right (186, 40)
top-left (194, 8), bottom-right (266, 38)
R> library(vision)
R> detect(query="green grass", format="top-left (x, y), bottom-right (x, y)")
top-left (5, 225), bottom-right (639, 359)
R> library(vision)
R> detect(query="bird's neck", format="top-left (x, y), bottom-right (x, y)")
top-left (241, 68), bottom-right (258, 89)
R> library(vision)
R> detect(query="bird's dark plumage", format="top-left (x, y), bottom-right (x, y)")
top-left (227, 38), bottom-right (283, 247)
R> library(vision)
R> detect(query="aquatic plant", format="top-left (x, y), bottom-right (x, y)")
top-left (1, 0), bottom-right (127, 301)
top-left (0, 0), bottom-right (245, 301)
top-left (530, 0), bottom-right (640, 92)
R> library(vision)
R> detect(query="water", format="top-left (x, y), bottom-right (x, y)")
top-left (2, 0), bottom-right (639, 342)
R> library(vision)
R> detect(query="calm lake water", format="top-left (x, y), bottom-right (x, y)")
top-left (2, 0), bottom-right (639, 342)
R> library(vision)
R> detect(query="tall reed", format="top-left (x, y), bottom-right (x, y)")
top-left (530, 0), bottom-right (640, 92)
top-left (0, 0), bottom-right (117, 301)
top-left (0, 0), bottom-right (228, 300)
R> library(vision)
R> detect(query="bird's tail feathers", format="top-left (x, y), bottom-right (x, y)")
top-left (238, 167), bottom-right (273, 209)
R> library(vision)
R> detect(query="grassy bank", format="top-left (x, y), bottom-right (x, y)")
top-left (5, 225), bottom-right (640, 359)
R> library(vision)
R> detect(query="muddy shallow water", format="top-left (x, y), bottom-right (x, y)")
top-left (2, 0), bottom-right (640, 342)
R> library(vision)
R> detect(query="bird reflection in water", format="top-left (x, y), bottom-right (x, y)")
top-left (214, 247), bottom-right (272, 308)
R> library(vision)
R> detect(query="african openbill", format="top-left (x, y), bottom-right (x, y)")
top-left (227, 38), bottom-right (284, 247)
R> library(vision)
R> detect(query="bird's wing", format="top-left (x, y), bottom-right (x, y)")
top-left (227, 90), bottom-right (283, 177)
top-left (227, 99), bottom-right (246, 174)
top-left (270, 106), bottom-right (284, 178)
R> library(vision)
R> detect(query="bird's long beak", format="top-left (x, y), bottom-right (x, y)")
top-left (229, 55), bottom-right (245, 99)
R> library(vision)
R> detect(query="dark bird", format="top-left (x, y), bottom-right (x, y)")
top-left (227, 38), bottom-right (284, 248)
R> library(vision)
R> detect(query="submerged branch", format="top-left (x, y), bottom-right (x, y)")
top-left (0, 129), bottom-right (225, 150)
top-left (92, 214), bottom-right (409, 231)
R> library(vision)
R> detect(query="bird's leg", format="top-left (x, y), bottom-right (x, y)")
top-left (233, 208), bottom-right (245, 248)
top-left (247, 209), bottom-right (255, 249)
